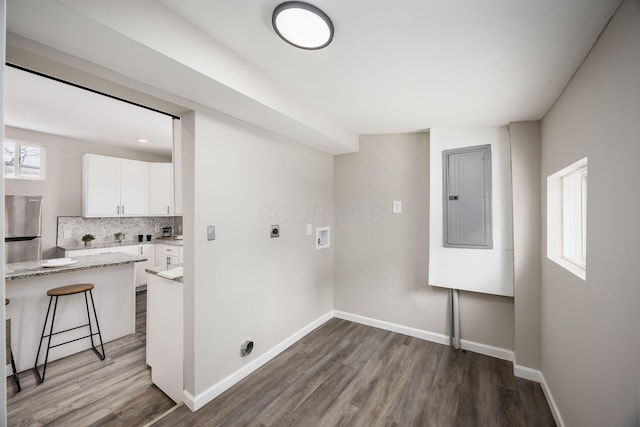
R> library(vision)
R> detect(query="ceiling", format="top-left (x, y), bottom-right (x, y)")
top-left (4, 66), bottom-right (174, 155)
top-left (5, 0), bottom-right (622, 153)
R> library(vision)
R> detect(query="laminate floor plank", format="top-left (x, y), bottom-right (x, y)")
top-left (7, 290), bottom-right (176, 427)
top-left (155, 320), bottom-right (556, 427)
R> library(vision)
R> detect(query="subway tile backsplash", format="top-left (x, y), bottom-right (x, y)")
top-left (57, 216), bottom-right (178, 247)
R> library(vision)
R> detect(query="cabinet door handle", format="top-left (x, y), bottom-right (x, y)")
top-left (122, 205), bottom-right (125, 214)
top-left (117, 205), bottom-right (120, 214)
top-left (167, 206), bottom-right (170, 214)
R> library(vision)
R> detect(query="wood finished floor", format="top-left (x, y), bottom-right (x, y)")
top-left (6, 290), bottom-right (176, 427)
top-left (154, 318), bottom-right (556, 427)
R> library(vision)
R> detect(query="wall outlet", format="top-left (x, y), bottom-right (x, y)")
top-left (393, 200), bottom-right (402, 214)
top-left (207, 225), bottom-right (215, 241)
top-left (271, 225), bottom-right (280, 238)
top-left (155, 225), bottom-right (160, 232)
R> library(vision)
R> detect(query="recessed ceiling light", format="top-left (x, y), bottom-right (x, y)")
top-left (137, 138), bottom-right (149, 143)
top-left (272, 2), bottom-right (334, 50)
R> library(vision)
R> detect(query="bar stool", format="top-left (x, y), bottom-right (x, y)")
top-left (5, 299), bottom-right (21, 392)
top-left (34, 283), bottom-right (106, 383)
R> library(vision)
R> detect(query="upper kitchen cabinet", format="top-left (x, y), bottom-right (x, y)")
top-left (82, 154), bottom-right (149, 217)
top-left (148, 162), bottom-right (173, 215)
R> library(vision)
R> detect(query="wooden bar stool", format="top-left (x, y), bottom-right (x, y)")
top-left (5, 299), bottom-right (21, 392)
top-left (34, 283), bottom-right (106, 383)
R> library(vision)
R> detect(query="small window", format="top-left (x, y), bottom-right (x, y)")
top-left (3, 140), bottom-right (47, 180)
top-left (547, 158), bottom-right (587, 280)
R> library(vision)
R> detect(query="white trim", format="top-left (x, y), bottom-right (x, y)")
top-left (182, 311), bottom-right (333, 411)
top-left (459, 339), bottom-right (514, 361)
top-left (333, 310), bottom-right (450, 345)
top-left (182, 308), bottom-right (562, 427)
top-left (540, 373), bottom-right (566, 427)
top-left (513, 364), bottom-right (542, 382)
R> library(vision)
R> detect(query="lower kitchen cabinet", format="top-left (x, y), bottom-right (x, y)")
top-left (154, 244), bottom-right (183, 269)
top-left (136, 244), bottom-right (154, 286)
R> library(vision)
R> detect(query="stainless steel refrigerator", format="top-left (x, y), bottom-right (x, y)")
top-left (5, 195), bottom-right (43, 263)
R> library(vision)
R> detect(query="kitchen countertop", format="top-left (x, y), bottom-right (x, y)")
top-left (6, 253), bottom-right (147, 281)
top-left (59, 237), bottom-right (183, 252)
top-left (146, 265), bottom-right (183, 283)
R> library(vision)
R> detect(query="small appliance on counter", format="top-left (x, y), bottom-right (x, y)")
top-left (5, 195), bottom-right (43, 263)
top-left (162, 226), bottom-right (173, 237)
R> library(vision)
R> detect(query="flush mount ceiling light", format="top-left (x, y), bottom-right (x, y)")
top-left (272, 2), bottom-right (334, 50)
top-left (137, 138), bottom-right (148, 143)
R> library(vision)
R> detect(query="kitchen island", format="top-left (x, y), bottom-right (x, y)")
top-left (5, 253), bottom-right (146, 372)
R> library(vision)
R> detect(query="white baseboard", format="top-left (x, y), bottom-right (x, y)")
top-left (513, 364), bottom-right (542, 382)
top-left (333, 310), bottom-right (450, 346)
top-left (540, 373), bottom-right (566, 427)
top-left (182, 308), bottom-right (563, 427)
top-left (183, 311), bottom-right (333, 412)
top-left (459, 339), bottom-right (514, 362)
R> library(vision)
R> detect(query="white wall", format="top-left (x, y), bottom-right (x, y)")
top-left (429, 127), bottom-right (514, 297)
top-left (184, 110), bottom-right (334, 402)
top-left (334, 133), bottom-right (514, 351)
top-left (1, 0), bottom-right (8, 422)
top-left (4, 127), bottom-right (170, 258)
top-left (510, 121), bottom-right (542, 369)
top-left (541, 1), bottom-right (640, 425)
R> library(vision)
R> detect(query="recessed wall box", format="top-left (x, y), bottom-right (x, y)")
top-left (316, 227), bottom-right (330, 249)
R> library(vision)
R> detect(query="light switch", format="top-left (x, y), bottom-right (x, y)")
top-left (393, 200), bottom-right (402, 214)
top-left (306, 224), bottom-right (312, 236)
top-left (207, 225), bottom-right (215, 241)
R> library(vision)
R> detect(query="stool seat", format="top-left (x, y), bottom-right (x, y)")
top-left (47, 283), bottom-right (94, 296)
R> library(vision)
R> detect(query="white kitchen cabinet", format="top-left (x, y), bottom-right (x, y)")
top-left (136, 244), bottom-right (154, 286)
top-left (83, 155), bottom-right (120, 217)
top-left (148, 163), bottom-right (173, 215)
top-left (146, 273), bottom-right (183, 403)
top-left (82, 154), bottom-right (149, 217)
top-left (173, 119), bottom-right (183, 215)
top-left (120, 159), bottom-right (149, 215)
top-left (154, 244), bottom-right (181, 269)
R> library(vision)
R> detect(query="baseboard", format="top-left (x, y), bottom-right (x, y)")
top-left (540, 373), bottom-right (566, 427)
top-left (333, 310), bottom-right (450, 346)
top-left (459, 339), bottom-right (514, 362)
top-left (183, 311), bottom-right (334, 412)
top-left (182, 308), bottom-right (562, 426)
top-left (513, 364), bottom-right (542, 382)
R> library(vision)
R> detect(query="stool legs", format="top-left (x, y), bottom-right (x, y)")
top-left (85, 290), bottom-right (105, 360)
top-left (34, 289), bottom-right (106, 383)
top-left (34, 296), bottom-right (57, 383)
top-left (10, 349), bottom-right (21, 392)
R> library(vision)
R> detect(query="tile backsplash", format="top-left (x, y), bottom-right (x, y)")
top-left (57, 216), bottom-right (178, 247)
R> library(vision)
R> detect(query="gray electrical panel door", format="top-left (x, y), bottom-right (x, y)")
top-left (443, 145), bottom-right (492, 249)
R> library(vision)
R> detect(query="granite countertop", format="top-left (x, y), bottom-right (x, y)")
top-left (59, 237), bottom-right (183, 252)
top-left (6, 253), bottom-right (147, 281)
top-left (146, 265), bottom-right (183, 283)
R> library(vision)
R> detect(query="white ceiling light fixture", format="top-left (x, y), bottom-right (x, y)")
top-left (272, 2), bottom-right (334, 50)
top-left (137, 138), bottom-right (149, 143)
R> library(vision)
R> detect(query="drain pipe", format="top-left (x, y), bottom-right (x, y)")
top-left (449, 288), bottom-right (461, 349)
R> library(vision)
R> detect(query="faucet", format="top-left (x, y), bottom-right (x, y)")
top-left (114, 232), bottom-right (125, 243)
